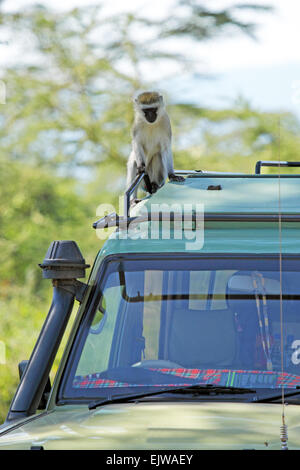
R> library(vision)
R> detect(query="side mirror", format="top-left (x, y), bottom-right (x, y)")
top-left (18, 360), bottom-right (51, 410)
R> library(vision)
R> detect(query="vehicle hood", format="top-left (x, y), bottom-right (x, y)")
top-left (0, 401), bottom-right (299, 450)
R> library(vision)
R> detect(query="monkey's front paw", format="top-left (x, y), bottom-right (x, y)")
top-left (137, 164), bottom-right (146, 174)
top-left (168, 173), bottom-right (185, 182)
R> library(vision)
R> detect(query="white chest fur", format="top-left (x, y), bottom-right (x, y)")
top-left (138, 118), bottom-right (170, 162)
top-left (142, 130), bottom-right (161, 160)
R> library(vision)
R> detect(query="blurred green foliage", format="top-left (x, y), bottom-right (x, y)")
top-left (1, 1), bottom-right (299, 423)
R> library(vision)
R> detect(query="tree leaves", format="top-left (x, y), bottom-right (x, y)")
top-left (0, 1), bottom-right (273, 173)
top-left (159, 0), bottom-right (273, 40)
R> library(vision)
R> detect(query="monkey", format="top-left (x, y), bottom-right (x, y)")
top-left (126, 91), bottom-right (184, 199)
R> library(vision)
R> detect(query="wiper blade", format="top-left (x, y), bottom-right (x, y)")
top-left (252, 386), bottom-right (300, 403)
top-left (88, 384), bottom-right (256, 410)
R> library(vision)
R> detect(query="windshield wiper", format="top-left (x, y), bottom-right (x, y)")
top-left (88, 384), bottom-right (256, 410)
top-left (251, 386), bottom-right (300, 403)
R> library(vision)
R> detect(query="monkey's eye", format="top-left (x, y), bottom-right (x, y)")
top-left (143, 107), bottom-right (158, 123)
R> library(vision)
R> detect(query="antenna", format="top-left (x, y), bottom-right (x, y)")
top-left (278, 117), bottom-right (288, 450)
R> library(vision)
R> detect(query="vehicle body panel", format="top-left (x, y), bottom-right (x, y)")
top-left (0, 402), bottom-right (300, 450)
top-left (2, 173), bottom-right (300, 450)
top-left (140, 176), bottom-right (300, 215)
top-left (93, 177), bottom-right (300, 281)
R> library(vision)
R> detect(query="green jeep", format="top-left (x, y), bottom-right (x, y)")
top-left (1, 161), bottom-right (300, 450)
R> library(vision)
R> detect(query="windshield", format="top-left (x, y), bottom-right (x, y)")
top-left (62, 255), bottom-right (300, 400)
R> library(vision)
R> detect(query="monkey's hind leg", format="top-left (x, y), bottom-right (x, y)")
top-left (146, 152), bottom-right (166, 194)
top-left (150, 182), bottom-right (159, 193)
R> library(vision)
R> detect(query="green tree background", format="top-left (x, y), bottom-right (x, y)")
top-left (0, 0), bottom-right (299, 423)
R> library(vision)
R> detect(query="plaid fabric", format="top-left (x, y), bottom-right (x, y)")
top-left (73, 368), bottom-right (300, 389)
top-left (73, 375), bottom-right (130, 388)
top-left (149, 368), bottom-right (222, 382)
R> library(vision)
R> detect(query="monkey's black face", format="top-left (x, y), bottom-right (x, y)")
top-left (143, 107), bottom-right (158, 123)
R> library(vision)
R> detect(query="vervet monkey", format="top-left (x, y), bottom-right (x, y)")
top-left (127, 91), bottom-right (184, 198)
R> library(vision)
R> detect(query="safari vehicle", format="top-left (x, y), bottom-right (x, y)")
top-left (1, 161), bottom-right (300, 450)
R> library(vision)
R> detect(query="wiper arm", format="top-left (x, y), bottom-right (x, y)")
top-left (252, 386), bottom-right (300, 403)
top-left (88, 384), bottom-right (256, 410)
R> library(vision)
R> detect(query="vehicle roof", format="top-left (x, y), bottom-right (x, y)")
top-left (143, 174), bottom-right (300, 215)
top-left (95, 174), bottom-right (300, 265)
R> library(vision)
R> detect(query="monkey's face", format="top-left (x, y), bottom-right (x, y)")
top-left (143, 107), bottom-right (158, 123)
top-left (134, 93), bottom-right (164, 125)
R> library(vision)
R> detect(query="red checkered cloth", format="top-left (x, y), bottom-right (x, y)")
top-left (73, 368), bottom-right (300, 389)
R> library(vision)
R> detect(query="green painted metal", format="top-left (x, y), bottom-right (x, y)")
top-left (93, 176), bottom-right (300, 276)
top-left (2, 174), bottom-right (300, 450)
top-left (50, 174), bottom-right (300, 411)
top-left (1, 402), bottom-right (300, 450)
top-left (142, 176), bottom-right (300, 215)
top-left (99, 223), bottom-right (300, 255)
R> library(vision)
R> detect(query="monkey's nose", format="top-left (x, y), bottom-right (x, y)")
top-left (144, 109), bottom-right (157, 123)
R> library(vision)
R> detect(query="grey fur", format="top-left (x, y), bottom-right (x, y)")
top-left (127, 92), bottom-right (184, 198)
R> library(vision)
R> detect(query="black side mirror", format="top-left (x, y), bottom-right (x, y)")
top-left (18, 360), bottom-right (51, 410)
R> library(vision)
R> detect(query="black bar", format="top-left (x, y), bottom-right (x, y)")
top-left (5, 283), bottom-right (75, 422)
top-left (93, 211), bottom-right (300, 230)
top-left (203, 213), bottom-right (300, 222)
top-left (255, 161), bottom-right (300, 174)
top-left (124, 172), bottom-right (145, 219)
top-left (124, 172), bottom-right (152, 218)
top-left (121, 292), bottom-right (300, 303)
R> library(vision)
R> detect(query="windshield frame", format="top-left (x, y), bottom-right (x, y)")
top-left (57, 252), bottom-right (300, 405)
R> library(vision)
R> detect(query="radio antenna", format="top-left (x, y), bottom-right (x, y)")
top-left (278, 117), bottom-right (288, 450)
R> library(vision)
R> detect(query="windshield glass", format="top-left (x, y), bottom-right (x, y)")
top-left (62, 256), bottom-right (300, 399)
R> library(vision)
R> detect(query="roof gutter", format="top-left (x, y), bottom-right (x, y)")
top-left (93, 212), bottom-right (300, 230)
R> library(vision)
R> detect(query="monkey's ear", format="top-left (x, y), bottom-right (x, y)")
top-left (132, 91), bottom-right (141, 103)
